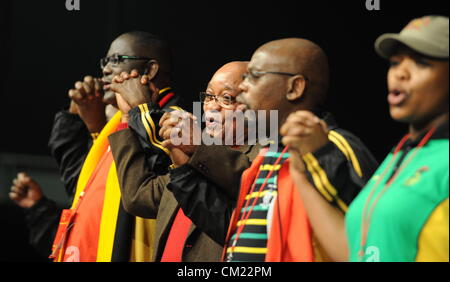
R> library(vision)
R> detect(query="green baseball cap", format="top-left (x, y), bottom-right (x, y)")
top-left (375, 15), bottom-right (449, 60)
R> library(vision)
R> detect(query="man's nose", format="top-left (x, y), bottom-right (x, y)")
top-left (238, 80), bottom-right (248, 93)
top-left (102, 63), bottom-right (113, 77)
top-left (204, 99), bottom-right (221, 111)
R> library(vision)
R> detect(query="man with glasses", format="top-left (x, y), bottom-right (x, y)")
top-left (49, 31), bottom-right (179, 262)
top-left (168, 38), bottom-right (379, 262)
top-left (106, 61), bottom-right (260, 261)
top-left (10, 32), bottom-right (158, 260)
top-left (232, 38), bottom-right (379, 261)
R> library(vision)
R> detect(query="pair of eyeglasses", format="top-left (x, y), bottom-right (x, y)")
top-left (199, 92), bottom-right (236, 109)
top-left (100, 54), bottom-right (152, 69)
top-left (242, 69), bottom-right (309, 84)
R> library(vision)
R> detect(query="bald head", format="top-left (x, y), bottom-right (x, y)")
top-left (203, 61), bottom-right (249, 140)
top-left (255, 38), bottom-right (330, 106)
top-left (209, 61), bottom-right (248, 87)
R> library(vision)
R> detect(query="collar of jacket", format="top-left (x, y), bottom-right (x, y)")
top-left (403, 118), bottom-right (449, 149)
top-left (156, 87), bottom-right (176, 108)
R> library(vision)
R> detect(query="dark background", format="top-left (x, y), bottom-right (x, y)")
top-left (0, 0), bottom-right (448, 261)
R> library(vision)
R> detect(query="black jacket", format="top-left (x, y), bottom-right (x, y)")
top-left (22, 110), bottom-right (92, 258)
top-left (22, 197), bottom-right (61, 258)
top-left (48, 110), bottom-right (92, 200)
top-left (167, 112), bottom-right (379, 245)
top-left (109, 96), bottom-right (260, 261)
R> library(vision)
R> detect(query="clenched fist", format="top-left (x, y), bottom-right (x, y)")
top-left (159, 110), bottom-right (201, 156)
top-left (68, 75), bottom-right (107, 133)
top-left (280, 111), bottom-right (329, 173)
top-left (109, 70), bottom-right (157, 122)
top-left (280, 111), bottom-right (329, 155)
top-left (9, 172), bottom-right (43, 209)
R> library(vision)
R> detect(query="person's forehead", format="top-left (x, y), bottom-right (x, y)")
top-left (208, 71), bottom-right (243, 91)
top-left (107, 36), bottom-right (148, 57)
top-left (248, 50), bottom-right (284, 70)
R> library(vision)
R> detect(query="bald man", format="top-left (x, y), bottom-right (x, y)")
top-left (108, 61), bottom-right (259, 261)
top-left (225, 38), bottom-right (378, 262)
top-left (169, 39), bottom-right (378, 262)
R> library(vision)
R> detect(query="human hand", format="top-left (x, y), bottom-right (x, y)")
top-left (280, 110), bottom-right (329, 156)
top-left (169, 147), bottom-right (191, 167)
top-left (68, 100), bottom-right (79, 115)
top-left (159, 111), bottom-right (201, 156)
top-left (9, 172), bottom-right (43, 209)
top-left (109, 70), bottom-right (156, 109)
top-left (68, 76), bottom-right (107, 133)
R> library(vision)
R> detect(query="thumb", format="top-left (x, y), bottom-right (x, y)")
top-left (161, 139), bottom-right (174, 150)
top-left (69, 100), bottom-right (79, 114)
top-left (108, 83), bottom-right (120, 93)
top-left (319, 119), bottom-right (329, 134)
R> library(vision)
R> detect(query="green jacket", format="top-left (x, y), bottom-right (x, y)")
top-left (346, 121), bottom-right (449, 262)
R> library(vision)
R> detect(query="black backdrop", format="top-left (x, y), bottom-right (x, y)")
top-left (1, 0), bottom-right (448, 160)
top-left (0, 0), bottom-right (448, 261)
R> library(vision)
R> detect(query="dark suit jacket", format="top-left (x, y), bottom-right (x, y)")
top-left (108, 128), bottom-right (259, 261)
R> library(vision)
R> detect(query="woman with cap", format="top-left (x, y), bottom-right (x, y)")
top-left (283, 15), bottom-right (448, 262)
top-left (345, 15), bottom-right (449, 262)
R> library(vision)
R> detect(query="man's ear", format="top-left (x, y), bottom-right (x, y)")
top-left (286, 75), bottom-right (307, 101)
top-left (144, 59), bottom-right (159, 80)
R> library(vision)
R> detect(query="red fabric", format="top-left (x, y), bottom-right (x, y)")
top-left (50, 123), bottom-right (125, 262)
top-left (265, 160), bottom-right (314, 262)
top-left (222, 150), bottom-right (266, 260)
top-left (61, 148), bottom-right (114, 262)
top-left (222, 149), bottom-right (315, 262)
top-left (160, 208), bottom-right (192, 262)
top-left (116, 122), bottom-right (129, 131)
top-left (50, 209), bottom-right (73, 261)
top-left (158, 92), bottom-right (174, 108)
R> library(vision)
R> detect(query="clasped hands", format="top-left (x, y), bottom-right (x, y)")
top-left (110, 70), bottom-right (200, 167)
top-left (110, 70), bottom-right (331, 170)
top-left (280, 111), bottom-right (330, 175)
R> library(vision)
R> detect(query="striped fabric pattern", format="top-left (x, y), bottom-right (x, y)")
top-left (301, 130), bottom-right (363, 213)
top-left (226, 147), bottom-right (290, 262)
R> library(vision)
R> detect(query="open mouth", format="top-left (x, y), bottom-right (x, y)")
top-left (205, 119), bottom-right (221, 128)
top-left (102, 80), bottom-right (111, 91)
top-left (388, 89), bottom-right (408, 106)
top-left (204, 112), bottom-right (222, 129)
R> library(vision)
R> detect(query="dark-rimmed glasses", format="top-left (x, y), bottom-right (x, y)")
top-left (199, 92), bottom-right (237, 109)
top-left (100, 54), bottom-right (152, 69)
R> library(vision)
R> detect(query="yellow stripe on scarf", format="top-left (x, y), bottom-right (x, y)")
top-left (71, 111), bottom-right (122, 209)
top-left (70, 110), bottom-right (156, 262)
top-left (96, 161), bottom-right (122, 262)
top-left (130, 217), bottom-right (156, 262)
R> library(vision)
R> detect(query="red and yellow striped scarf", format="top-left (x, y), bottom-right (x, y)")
top-left (223, 148), bottom-right (315, 262)
top-left (52, 111), bottom-right (155, 262)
